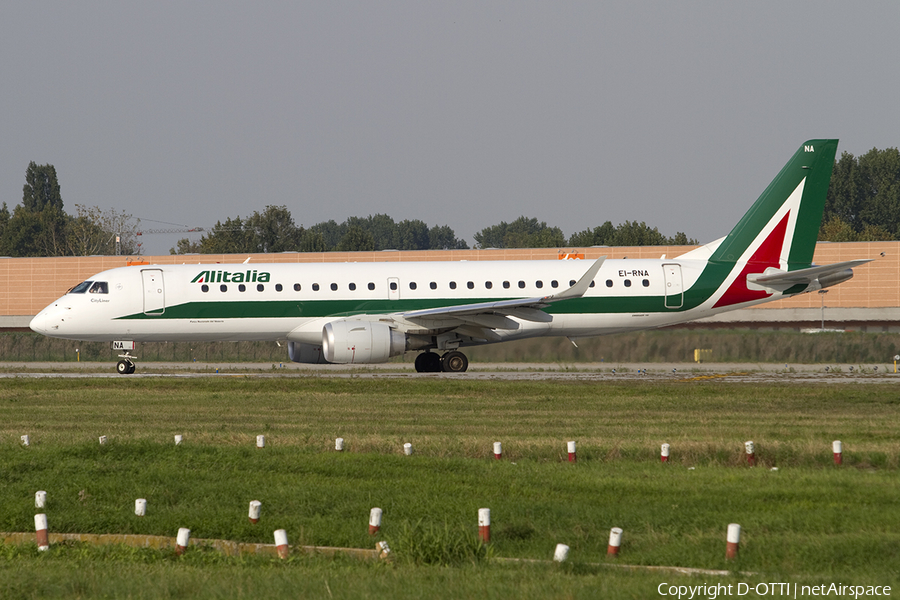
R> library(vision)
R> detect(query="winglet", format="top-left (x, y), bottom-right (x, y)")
top-left (545, 256), bottom-right (605, 302)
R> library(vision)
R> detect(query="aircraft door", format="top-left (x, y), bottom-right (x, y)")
top-left (142, 269), bottom-right (165, 315)
top-left (387, 277), bottom-right (400, 301)
top-left (663, 264), bottom-right (683, 309)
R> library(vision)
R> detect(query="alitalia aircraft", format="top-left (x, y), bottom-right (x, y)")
top-left (31, 140), bottom-right (869, 374)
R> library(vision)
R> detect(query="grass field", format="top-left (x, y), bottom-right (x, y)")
top-left (1, 377), bottom-right (899, 599)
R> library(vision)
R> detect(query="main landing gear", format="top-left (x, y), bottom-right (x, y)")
top-left (116, 352), bottom-right (136, 375)
top-left (414, 350), bottom-right (469, 373)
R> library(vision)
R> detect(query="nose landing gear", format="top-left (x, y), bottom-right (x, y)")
top-left (116, 352), bottom-right (137, 375)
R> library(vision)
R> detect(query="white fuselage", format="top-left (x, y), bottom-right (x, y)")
top-left (30, 258), bottom-right (740, 346)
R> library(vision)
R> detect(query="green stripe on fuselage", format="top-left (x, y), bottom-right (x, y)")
top-left (115, 262), bottom-right (731, 321)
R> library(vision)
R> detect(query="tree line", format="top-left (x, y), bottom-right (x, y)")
top-left (820, 147), bottom-right (900, 241)
top-left (0, 162), bottom-right (140, 257)
top-left (2, 148), bottom-right (898, 257)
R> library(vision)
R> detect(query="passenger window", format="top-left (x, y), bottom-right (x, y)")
top-left (430, 282), bottom-right (437, 290)
top-left (535, 281), bottom-right (543, 289)
top-left (467, 281), bottom-right (474, 289)
top-left (239, 284), bottom-right (247, 292)
top-left (449, 281), bottom-right (457, 290)
top-left (89, 281), bottom-right (108, 294)
top-left (257, 284), bottom-right (265, 292)
top-left (642, 279), bottom-right (650, 287)
top-left (220, 284), bottom-right (228, 292)
top-left (518, 281), bottom-right (525, 289)
top-left (368, 282), bottom-right (375, 291)
top-left (606, 280), bottom-right (613, 288)
top-left (293, 283), bottom-right (301, 291)
top-left (313, 283), bottom-right (320, 291)
top-left (569, 280), bottom-right (576, 287)
top-left (349, 283), bottom-right (357, 291)
top-left (503, 281), bottom-right (510, 289)
top-left (390, 282), bottom-right (398, 291)
top-left (551, 280), bottom-right (558, 288)
top-left (275, 284), bottom-right (283, 292)
top-left (201, 284), bottom-right (209, 293)
top-left (624, 280), bottom-right (632, 288)
top-left (485, 281), bottom-right (492, 289)
top-left (331, 283), bottom-right (338, 291)
top-left (589, 281), bottom-right (595, 288)
top-left (409, 282), bottom-right (417, 290)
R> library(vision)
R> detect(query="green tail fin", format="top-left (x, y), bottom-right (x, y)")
top-left (710, 139), bottom-right (838, 267)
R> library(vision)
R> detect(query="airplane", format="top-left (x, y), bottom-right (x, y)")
top-left (30, 139), bottom-right (871, 374)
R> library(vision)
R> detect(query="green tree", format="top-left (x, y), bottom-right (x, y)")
top-left (299, 229), bottom-right (327, 252)
top-left (307, 220), bottom-right (345, 250)
top-left (395, 219), bottom-right (430, 250)
top-left (244, 205), bottom-right (303, 253)
top-left (822, 147), bottom-right (900, 240)
top-left (67, 205), bottom-right (140, 256)
top-left (0, 203), bottom-right (9, 254)
top-left (474, 216), bottom-right (565, 249)
top-left (428, 224), bottom-right (469, 249)
top-left (336, 225), bottom-right (375, 251)
top-left (171, 237), bottom-right (202, 254)
top-left (2, 162), bottom-right (70, 256)
top-left (196, 216), bottom-right (253, 254)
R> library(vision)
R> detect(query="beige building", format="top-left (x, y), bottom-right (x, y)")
top-left (2, 241), bottom-right (898, 331)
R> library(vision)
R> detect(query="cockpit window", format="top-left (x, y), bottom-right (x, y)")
top-left (69, 281), bottom-right (92, 294)
top-left (89, 281), bottom-right (109, 294)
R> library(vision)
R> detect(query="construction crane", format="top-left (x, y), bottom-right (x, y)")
top-left (124, 219), bottom-right (207, 255)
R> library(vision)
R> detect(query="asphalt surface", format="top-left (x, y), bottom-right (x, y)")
top-left (0, 361), bottom-right (896, 383)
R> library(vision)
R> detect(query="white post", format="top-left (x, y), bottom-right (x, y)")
top-left (176, 528), bottom-right (190, 555)
top-left (478, 508), bottom-right (491, 543)
top-left (34, 514), bottom-right (49, 551)
top-left (274, 529), bottom-right (289, 559)
top-left (553, 543), bottom-right (570, 562)
top-left (607, 527), bottom-right (623, 556)
top-left (726, 523), bottom-right (741, 559)
top-left (249, 500), bottom-right (261, 523)
top-left (369, 507), bottom-right (383, 535)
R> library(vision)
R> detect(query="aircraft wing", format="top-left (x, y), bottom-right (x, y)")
top-left (747, 259), bottom-right (872, 286)
top-left (399, 257), bottom-right (606, 333)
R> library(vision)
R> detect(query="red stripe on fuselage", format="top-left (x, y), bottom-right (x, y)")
top-left (712, 213), bottom-right (789, 309)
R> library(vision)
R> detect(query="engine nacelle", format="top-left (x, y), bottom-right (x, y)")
top-left (287, 341), bottom-right (329, 364)
top-left (322, 320), bottom-right (406, 364)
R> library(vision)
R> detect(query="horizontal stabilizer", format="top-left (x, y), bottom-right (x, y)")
top-left (747, 259), bottom-right (872, 286)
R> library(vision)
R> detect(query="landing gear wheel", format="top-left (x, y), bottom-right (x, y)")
top-left (441, 351), bottom-right (469, 373)
top-left (414, 352), bottom-right (442, 373)
top-left (116, 359), bottom-right (135, 375)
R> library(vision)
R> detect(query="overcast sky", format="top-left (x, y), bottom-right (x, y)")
top-left (2, 2), bottom-right (898, 255)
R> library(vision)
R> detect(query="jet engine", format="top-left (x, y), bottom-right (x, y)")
top-left (322, 320), bottom-right (406, 364)
top-left (287, 341), bottom-right (329, 364)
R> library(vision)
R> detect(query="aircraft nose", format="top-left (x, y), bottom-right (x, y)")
top-left (30, 311), bottom-right (49, 334)
top-left (30, 305), bottom-right (64, 335)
